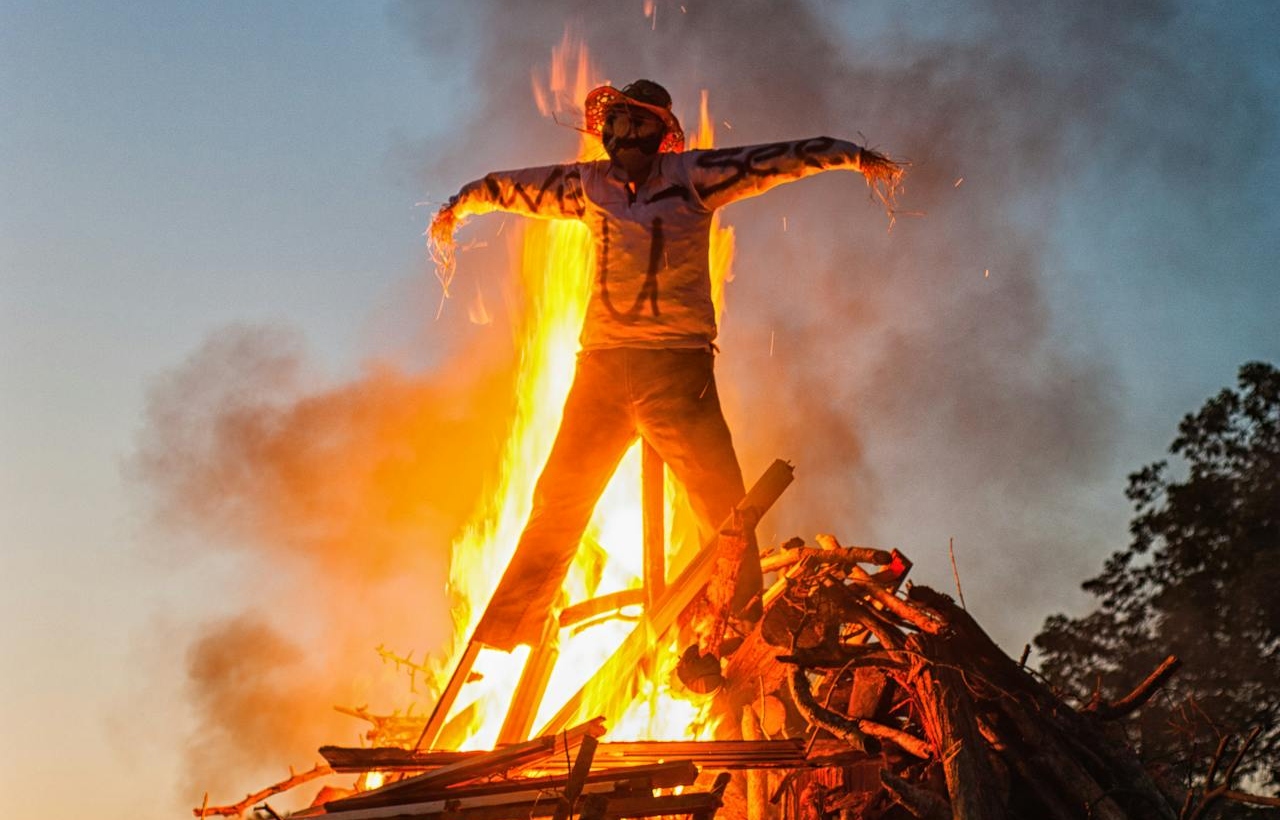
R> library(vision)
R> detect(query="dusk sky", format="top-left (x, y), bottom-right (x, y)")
top-left (2, 2), bottom-right (1278, 818)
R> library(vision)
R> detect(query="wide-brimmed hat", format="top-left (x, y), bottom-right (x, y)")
top-left (584, 79), bottom-right (684, 153)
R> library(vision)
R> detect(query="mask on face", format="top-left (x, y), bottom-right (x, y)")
top-left (602, 105), bottom-right (666, 161)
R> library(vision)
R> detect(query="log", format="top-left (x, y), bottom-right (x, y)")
top-left (552, 734), bottom-right (599, 820)
top-left (905, 632), bottom-right (1007, 820)
top-left (880, 768), bottom-right (949, 820)
top-left (741, 706), bottom-right (770, 820)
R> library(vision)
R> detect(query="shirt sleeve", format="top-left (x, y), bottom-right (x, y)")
top-left (682, 137), bottom-right (865, 211)
top-left (452, 163), bottom-right (588, 221)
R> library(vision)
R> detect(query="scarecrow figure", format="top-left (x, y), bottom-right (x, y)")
top-left (432, 80), bottom-right (902, 654)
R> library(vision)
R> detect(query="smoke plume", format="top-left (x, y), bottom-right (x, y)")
top-left (134, 0), bottom-right (1273, 806)
top-left (395, 0), bottom-right (1271, 637)
top-left (133, 322), bottom-right (518, 806)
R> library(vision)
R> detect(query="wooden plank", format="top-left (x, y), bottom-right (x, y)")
top-left (414, 639), bottom-right (480, 751)
top-left (642, 440), bottom-right (665, 611)
top-left (320, 746), bottom-right (474, 772)
top-left (331, 718), bottom-right (605, 811)
top-left (318, 782), bottom-right (723, 820)
top-left (551, 733), bottom-right (599, 820)
top-left (537, 460), bottom-right (794, 736)
top-left (559, 590), bottom-right (645, 628)
top-left (325, 760), bottom-right (699, 812)
top-left (322, 738), bottom-right (846, 774)
top-left (496, 616), bottom-right (560, 745)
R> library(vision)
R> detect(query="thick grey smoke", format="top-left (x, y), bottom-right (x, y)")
top-left (396, 0), bottom-right (1273, 645)
top-left (133, 323), bottom-right (520, 808)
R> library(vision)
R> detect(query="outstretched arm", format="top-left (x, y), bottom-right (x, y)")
top-left (428, 163), bottom-right (587, 293)
top-left (684, 137), bottom-right (903, 212)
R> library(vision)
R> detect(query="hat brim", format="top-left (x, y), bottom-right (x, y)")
top-left (584, 85), bottom-right (685, 153)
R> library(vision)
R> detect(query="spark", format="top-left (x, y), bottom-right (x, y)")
top-left (954, 177), bottom-right (965, 187)
top-left (769, 330), bottom-right (776, 357)
top-left (722, 120), bottom-right (733, 130)
top-left (782, 216), bottom-right (788, 232)
top-left (984, 269), bottom-right (990, 278)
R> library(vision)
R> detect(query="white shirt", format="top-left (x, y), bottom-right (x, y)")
top-left (453, 138), bottom-right (865, 350)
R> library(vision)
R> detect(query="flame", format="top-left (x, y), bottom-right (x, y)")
top-left (436, 32), bottom-right (734, 749)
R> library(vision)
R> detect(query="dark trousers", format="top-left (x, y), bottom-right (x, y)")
top-left (472, 347), bottom-right (759, 651)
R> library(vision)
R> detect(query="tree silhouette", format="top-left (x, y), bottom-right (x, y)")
top-left (1036, 362), bottom-right (1280, 800)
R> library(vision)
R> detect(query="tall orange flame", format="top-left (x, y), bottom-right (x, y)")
top-left (438, 31), bottom-right (735, 749)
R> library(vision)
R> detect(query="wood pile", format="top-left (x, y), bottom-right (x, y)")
top-left (703, 533), bottom-right (1183, 820)
top-left (199, 530), bottom-right (1186, 820)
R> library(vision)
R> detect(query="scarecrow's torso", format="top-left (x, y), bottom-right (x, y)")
top-left (464, 137), bottom-right (865, 350)
top-left (577, 156), bottom-right (718, 351)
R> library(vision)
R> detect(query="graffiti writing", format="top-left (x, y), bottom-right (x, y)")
top-left (600, 217), bottom-right (663, 323)
top-left (482, 165), bottom-right (586, 217)
top-left (692, 137), bottom-right (840, 200)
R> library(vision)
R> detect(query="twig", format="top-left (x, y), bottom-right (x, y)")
top-left (194, 763), bottom-right (334, 817)
top-left (255, 805), bottom-right (283, 820)
top-left (948, 537), bottom-right (966, 610)
top-left (1086, 655), bottom-right (1182, 720)
top-left (1183, 727), bottom-right (1265, 820)
top-left (1221, 790), bottom-right (1280, 809)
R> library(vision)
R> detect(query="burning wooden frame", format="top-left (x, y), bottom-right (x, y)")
top-left (197, 455), bottom-right (1205, 820)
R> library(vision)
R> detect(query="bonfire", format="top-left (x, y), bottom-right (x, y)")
top-left (191, 34), bottom-right (1230, 820)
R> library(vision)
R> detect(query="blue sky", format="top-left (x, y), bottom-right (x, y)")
top-left (2, 2), bottom-right (1278, 817)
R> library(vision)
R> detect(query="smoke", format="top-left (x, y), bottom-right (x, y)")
top-left (395, 0), bottom-right (1272, 641)
top-left (132, 322), bottom-right (518, 806)
top-left (180, 614), bottom-right (319, 803)
top-left (133, 0), bottom-right (1273, 805)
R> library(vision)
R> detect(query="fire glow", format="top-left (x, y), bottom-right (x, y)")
top-left (434, 33), bottom-right (734, 750)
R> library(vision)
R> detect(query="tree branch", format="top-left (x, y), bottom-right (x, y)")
top-left (1086, 655), bottom-right (1182, 720)
top-left (194, 763), bottom-right (334, 818)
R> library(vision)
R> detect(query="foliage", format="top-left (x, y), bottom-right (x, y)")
top-left (1035, 362), bottom-right (1280, 798)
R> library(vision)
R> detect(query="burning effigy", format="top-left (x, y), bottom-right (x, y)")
top-left (194, 35), bottom-right (1186, 820)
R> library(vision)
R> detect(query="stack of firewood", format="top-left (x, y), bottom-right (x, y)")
top-left (707, 534), bottom-right (1182, 820)
top-left (198, 532), bottom-right (1190, 820)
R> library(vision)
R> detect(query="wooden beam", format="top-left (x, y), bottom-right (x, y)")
top-left (552, 733), bottom-right (599, 820)
top-left (414, 639), bottom-right (480, 751)
top-left (336, 718), bottom-right (605, 811)
top-left (324, 760), bottom-right (698, 813)
top-left (642, 440), bottom-right (665, 611)
top-left (317, 784), bottom-right (724, 820)
top-left (560, 589), bottom-right (646, 628)
top-left (496, 616), bottom-right (561, 745)
top-left (536, 460), bottom-right (794, 736)
top-left (322, 738), bottom-right (862, 774)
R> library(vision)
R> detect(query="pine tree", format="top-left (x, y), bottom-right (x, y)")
top-left (1036, 362), bottom-right (1280, 797)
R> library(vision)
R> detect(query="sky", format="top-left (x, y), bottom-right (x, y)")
top-left (2, 1), bottom-right (1278, 818)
